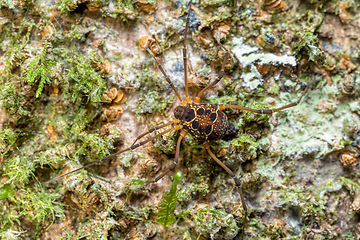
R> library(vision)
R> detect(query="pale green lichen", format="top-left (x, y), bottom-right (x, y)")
top-left (232, 37), bottom-right (298, 90)
top-left (275, 84), bottom-right (360, 158)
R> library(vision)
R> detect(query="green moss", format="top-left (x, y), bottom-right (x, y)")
top-left (62, 221), bottom-right (92, 240)
top-left (241, 101), bottom-right (270, 126)
top-left (208, 94), bottom-right (238, 105)
top-left (65, 52), bottom-right (108, 105)
top-left (14, 187), bottom-right (64, 225)
top-left (340, 177), bottom-right (360, 196)
top-left (0, 184), bottom-right (16, 199)
top-left (57, 0), bottom-right (108, 14)
top-left (4, 154), bottom-right (37, 184)
top-left (57, 0), bottom-right (82, 13)
top-left (0, 80), bottom-right (38, 126)
top-left (62, 217), bottom-right (117, 239)
top-left (0, 16), bottom-right (114, 236)
top-left (105, 0), bottom-right (138, 21)
top-left (292, 31), bottom-right (324, 62)
top-left (126, 178), bottom-right (147, 193)
top-left (23, 45), bottom-right (56, 98)
top-left (203, 0), bottom-right (233, 6)
top-left (156, 171), bottom-right (187, 227)
top-left (231, 134), bottom-right (259, 160)
top-left (1, 19), bottom-right (35, 78)
top-left (0, 127), bottom-right (18, 157)
top-left (0, 186), bottom-right (64, 237)
top-left (190, 205), bottom-right (239, 239)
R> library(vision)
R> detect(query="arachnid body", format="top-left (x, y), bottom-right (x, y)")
top-left (48, 1), bottom-right (308, 239)
top-left (174, 103), bottom-right (228, 141)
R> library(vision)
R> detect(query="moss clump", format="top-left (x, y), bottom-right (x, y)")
top-left (0, 185), bottom-right (64, 238)
top-left (64, 52), bottom-right (108, 105)
top-left (190, 205), bottom-right (239, 239)
top-left (23, 45), bottom-right (56, 98)
top-left (292, 31), bottom-right (324, 62)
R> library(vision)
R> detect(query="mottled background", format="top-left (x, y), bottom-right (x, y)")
top-left (0, 0), bottom-right (360, 239)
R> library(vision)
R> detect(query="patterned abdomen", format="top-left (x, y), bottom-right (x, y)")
top-left (179, 103), bottom-right (228, 141)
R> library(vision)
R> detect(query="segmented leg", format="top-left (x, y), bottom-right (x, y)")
top-left (131, 121), bottom-right (175, 147)
top-left (144, 45), bottom-right (185, 106)
top-left (204, 142), bottom-right (247, 240)
top-left (194, 48), bottom-right (230, 103)
top-left (147, 130), bottom-right (187, 183)
top-left (183, 0), bottom-right (192, 103)
top-left (47, 126), bottom-right (181, 183)
top-left (220, 85), bottom-right (309, 114)
top-left (216, 29), bottom-right (234, 63)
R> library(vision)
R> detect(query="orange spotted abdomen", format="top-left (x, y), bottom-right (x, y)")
top-left (179, 103), bottom-right (228, 141)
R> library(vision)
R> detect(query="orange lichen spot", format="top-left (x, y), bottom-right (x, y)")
top-left (256, 64), bottom-right (270, 77)
top-left (134, 0), bottom-right (156, 13)
top-left (47, 125), bottom-right (58, 141)
top-left (264, 0), bottom-right (286, 12)
top-left (40, 25), bottom-right (53, 38)
top-left (138, 35), bottom-right (161, 55)
top-left (339, 57), bottom-right (356, 72)
top-left (340, 152), bottom-right (358, 168)
top-left (86, 2), bottom-right (102, 12)
top-left (113, 89), bottom-right (126, 104)
top-left (101, 105), bottom-right (123, 122)
top-left (146, 15), bottom-right (155, 24)
top-left (49, 85), bottom-right (59, 95)
top-left (102, 88), bottom-right (126, 104)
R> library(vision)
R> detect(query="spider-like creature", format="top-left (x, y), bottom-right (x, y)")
top-left (48, 1), bottom-right (308, 238)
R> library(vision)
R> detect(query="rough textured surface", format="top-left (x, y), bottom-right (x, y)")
top-left (1, 0), bottom-right (360, 239)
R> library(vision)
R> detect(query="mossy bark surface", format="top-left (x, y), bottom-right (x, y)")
top-left (1, 0), bottom-right (360, 239)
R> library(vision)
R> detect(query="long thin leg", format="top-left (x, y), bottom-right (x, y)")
top-left (147, 130), bottom-right (187, 183)
top-left (47, 125), bottom-right (182, 183)
top-left (216, 29), bottom-right (229, 52)
top-left (216, 29), bottom-right (234, 64)
top-left (194, 49), bottom-right (230, 103)
top-left (131, 121), bottom-right (175, 147)
top-left (220, 85), bottom-right (309, 114)
top-left (144, 45), bottom-right (185, 106)
top-left (183, 0), bottom-right (192, 103)
top-left (204, 142), bottom-right (247, 240)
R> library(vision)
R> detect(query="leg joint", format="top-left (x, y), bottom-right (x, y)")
top-left (233, 176), bottom-right (241, 186)
top-left (168, 162), bottom-right (177, 171)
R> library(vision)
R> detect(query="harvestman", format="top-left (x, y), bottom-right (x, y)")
top-left (48, 1), bottom-right (308, 238)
